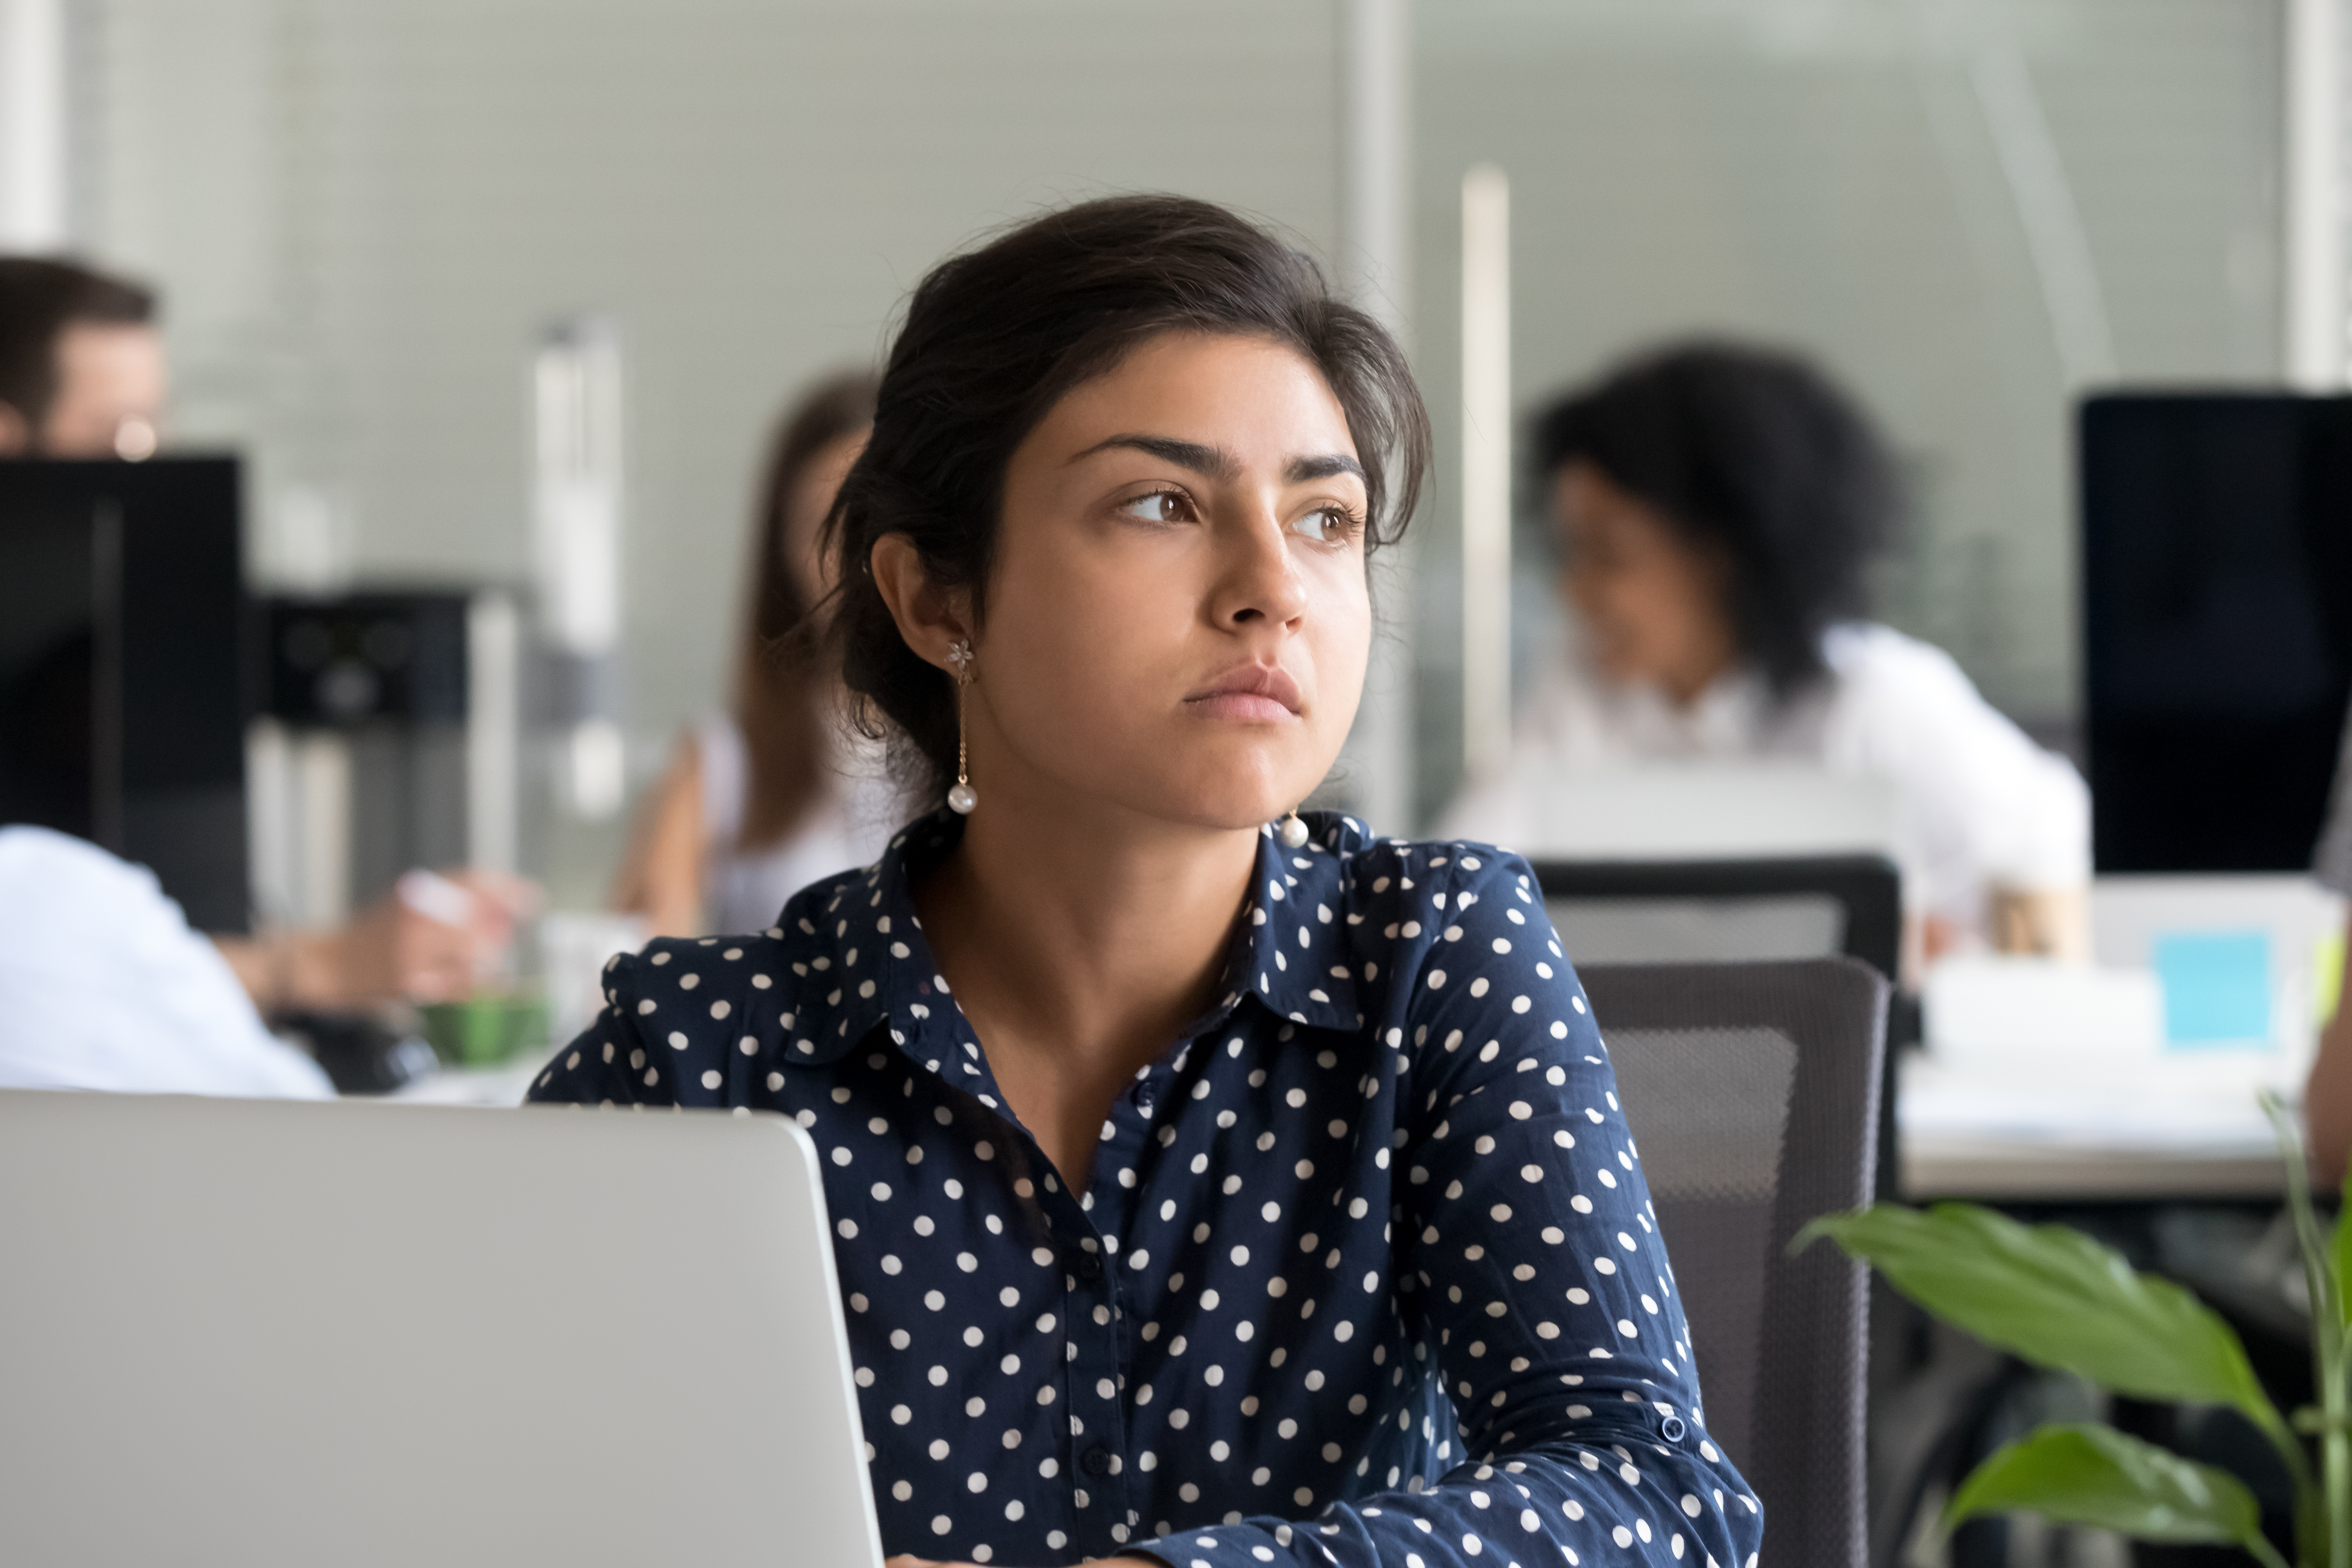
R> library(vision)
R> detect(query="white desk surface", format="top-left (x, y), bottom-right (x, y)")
top-left (1897, 1053), bottom-right (2295, 1202)
top-left (383, 1048), bottom-right (2302, 1202)
top-left (385, 1055), bottom-right (546, 1108)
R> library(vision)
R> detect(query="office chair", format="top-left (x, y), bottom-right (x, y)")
top-left (1581, 957), bottom-right (1890, 1568)
top-left (1530, 854), bottom-right (1907, 1200)
top-left (1530, 856), bottom-right (1901, 976)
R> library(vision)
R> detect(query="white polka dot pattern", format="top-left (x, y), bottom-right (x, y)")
top-left (527, 811), bottom-right (1762, 1567)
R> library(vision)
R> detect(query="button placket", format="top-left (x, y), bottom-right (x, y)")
top-left (1061, 1070), bottom-right (1165, 1551)
top-left (1057, 1231), bottom-right (1133, 1554)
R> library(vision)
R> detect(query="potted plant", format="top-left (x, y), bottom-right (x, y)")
top-left (1797, 1094), bottom-right (2345, 1568)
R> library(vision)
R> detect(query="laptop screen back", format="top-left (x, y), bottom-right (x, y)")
top-left (0, 1092), bottom-right (885, 1568)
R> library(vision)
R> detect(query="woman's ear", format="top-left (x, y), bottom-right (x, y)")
top-left (868, 533), bottom-right (974, 673)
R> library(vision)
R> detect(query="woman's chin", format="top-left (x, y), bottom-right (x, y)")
top-left (1022, 732), bottom-right (1333, 833)
top-left (1146, 782), bottom-right (1319, 834)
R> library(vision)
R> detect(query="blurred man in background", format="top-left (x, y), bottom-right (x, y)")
top-left (0, 254), bottom-right (519, 1094)
top-left (0, 256), bottom-right (166, 460)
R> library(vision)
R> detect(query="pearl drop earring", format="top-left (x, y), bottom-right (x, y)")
top-left (1279, 809), bottom-right (1309, 848)
top-left (946, 639), bottom-right (978, 815)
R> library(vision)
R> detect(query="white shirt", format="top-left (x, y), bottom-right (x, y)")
top-left (1439, 622), bottom-right (2091, 928)
top-left (695, 713), bottom-right (909, 935)
top-left (0, 826), bottom-right (334, 1097)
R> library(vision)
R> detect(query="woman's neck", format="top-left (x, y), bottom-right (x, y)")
top-left (921, 789), bottom-right (1259, 1060)
top-left (910, 784), bottom-right (1262, 1190)
top-left (1657, 634), bottom-right (1738, 710)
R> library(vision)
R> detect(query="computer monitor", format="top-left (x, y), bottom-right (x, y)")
top-left (2080, 393), bottom-right (2352, 874)
top-left (0, 457), bottom-right (249, 931)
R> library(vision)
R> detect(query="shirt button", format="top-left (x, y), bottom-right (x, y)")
top-left (1072, 1251), bottom-right (1103, 1282)
top-left (1134, 1085), bottom-right (1155, 1115)
top-left (1659, 1414), bottom-right (1688, 1443)
top-left (1082, 1446), bottom-right (1115, 1476)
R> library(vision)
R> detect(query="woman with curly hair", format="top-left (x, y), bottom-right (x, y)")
top-left (1443, 341), bottom-right (2090, 959)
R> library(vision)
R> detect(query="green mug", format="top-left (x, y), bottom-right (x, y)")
top-left (419, 992), bottom-right (549, 1068)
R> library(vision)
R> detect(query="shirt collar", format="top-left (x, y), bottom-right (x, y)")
top-left (1229, 813), bottom-right (1365, 1032)
top-left (762, 813), bottom-right (959, 1071)
top-left (765, 808), bottom-right (1370, 1074)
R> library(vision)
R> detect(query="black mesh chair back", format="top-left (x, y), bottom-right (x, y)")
top-left (1580, 958), bottom-right (1889, 1568)
top-left (1533, 855), bottom-right (1907, 1203)
top-left (1530, 856), bottom-right (1901, 979)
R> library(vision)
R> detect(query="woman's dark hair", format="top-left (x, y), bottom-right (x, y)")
top-left (827, 193), bottom-right (1430, 799)
top-left (1532, 340), bottom-right (1898, 697)
top-left (731, 369), bottom-right (878, 847)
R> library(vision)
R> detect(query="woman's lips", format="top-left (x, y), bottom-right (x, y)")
top-left (1192, 692), bottom-right (1296, 722)
top-left (1186, 664), bottom-right (1303, 722)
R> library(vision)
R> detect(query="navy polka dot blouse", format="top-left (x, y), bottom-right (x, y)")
top-left (527, 810), bottom-right (1762, 1568)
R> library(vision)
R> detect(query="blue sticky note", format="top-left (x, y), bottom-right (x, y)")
top-left (2154, 930), bottom-right (2273, 1046)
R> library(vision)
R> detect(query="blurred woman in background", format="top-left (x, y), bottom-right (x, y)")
top-left (611, 371), bottom-right (905, 936)
top-left (1441, 340), bottom-right (2089, 959)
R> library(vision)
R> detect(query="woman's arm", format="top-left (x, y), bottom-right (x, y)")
top-left (1841, 629), bottom-right (2091, 955)
top-left (215, 869), bottom-right (525, 1011)
top-left (2306, 911), bottom-right (2352, 1184)
top-left (1142, 849), bottom-right (1762, 1568)
top-left (609, 732), bottom-right (706, 939)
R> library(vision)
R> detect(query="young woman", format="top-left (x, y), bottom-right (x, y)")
top-left (529, 196), bottom-right (1759, 1568)
top-left (610, 371), bottom-right (906, 936)
top-left (1441, 341), bottom-right (2091, 961)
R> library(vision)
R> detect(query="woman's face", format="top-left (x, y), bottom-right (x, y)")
top-left (1553, 459), bottom-right (1736, 703)
top-left (970, 331), bottom-right (1372, 830)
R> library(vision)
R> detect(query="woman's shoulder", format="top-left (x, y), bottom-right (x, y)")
top-left (599, 860), bottom-right (879, 1029)
top-left (1304, 815), bottom-right (1544, 938)
top-left (1310, 815), bottom-right (1534, 882)
top-left (1819, 620), bottom-right (1981, 702)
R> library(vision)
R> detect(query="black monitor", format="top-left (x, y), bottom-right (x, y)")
top-left (0, 457), bottom-right (250, 932)
top-left (2080, 394), bottom-right (2352, 873)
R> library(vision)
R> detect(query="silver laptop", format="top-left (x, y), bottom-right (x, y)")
top-left (0, 1090), bottom-right (886, 1568)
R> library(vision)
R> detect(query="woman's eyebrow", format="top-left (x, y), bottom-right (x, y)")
top-left (1067, 433), bottom-right (1238, 478)
top-left (1287, 453), bottom-right (1365, 484)
top-left (1070, 434), bottom-right (1366, 489)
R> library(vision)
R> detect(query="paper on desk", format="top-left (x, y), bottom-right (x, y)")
top-left (1899, 1054), bottom-right (2286, 1152)
top-left (1925, 956), bottom-right (2169, 1063)
top-left (388, 1057), bottom-right (545, 1107)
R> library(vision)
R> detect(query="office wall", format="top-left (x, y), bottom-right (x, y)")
top-left (1409, 0), bottom-right (2284, 818)
top-left (70, 0), bottom-right (1343, 894)
top-left (66, 0), bottom-right (2292, 854)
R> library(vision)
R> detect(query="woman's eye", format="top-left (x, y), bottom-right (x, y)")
top-left (1291, 505), bottom-right (1356, 543)
top-left (1118, 490), bottom-right (1191, 524)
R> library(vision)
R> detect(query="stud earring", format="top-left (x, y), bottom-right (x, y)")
top-left (946, 639), bottom-right (978, 815)
top-left (1279, 808), bottom-right (1310, 848)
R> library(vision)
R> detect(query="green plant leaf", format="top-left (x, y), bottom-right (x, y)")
top-left (1944, 1423), bottom-right (2279, 1564)
top-left (1794, 1204), bottom-right (2282, 1444)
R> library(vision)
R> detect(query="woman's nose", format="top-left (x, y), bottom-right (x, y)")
top-left (1211, 508), bottom-right (1310, 628)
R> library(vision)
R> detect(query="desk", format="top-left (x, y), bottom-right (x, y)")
top-left (1897, 1053), bottom-right (2294, 1202)
top-left (384, 1045), bottom-right (2302, 1199)
top-left (384, 1056), bottom-right (545, 1108)
top-left (1901, 1136), bottom-right (2286, 1202)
